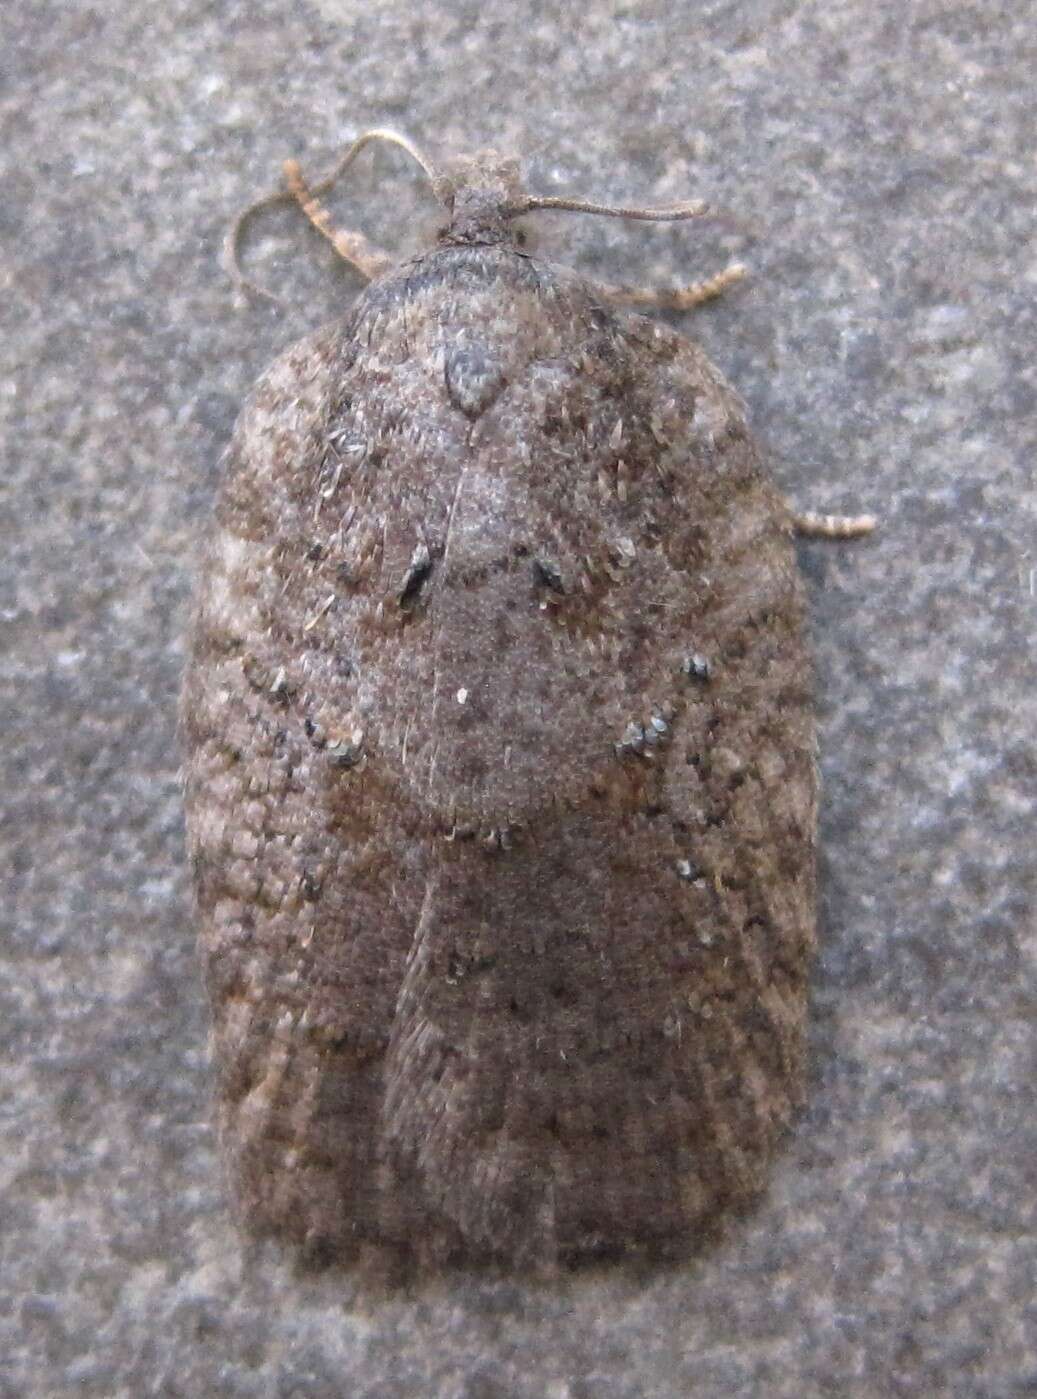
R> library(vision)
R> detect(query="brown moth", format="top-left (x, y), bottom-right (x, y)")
top-left (181, 132), bottom-right (871, 1269)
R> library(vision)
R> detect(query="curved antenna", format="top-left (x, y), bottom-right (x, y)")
top-left (519, 194), bottom-right (712, 222)
top-left (225, 129), bottom-right (442, 300)
top-left (224, 186), bottom-right (298, 303)
top-left (312, 128), bottom-right (442, 199)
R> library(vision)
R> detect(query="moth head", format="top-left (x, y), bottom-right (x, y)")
top-left (436, 150), bottom-right (528, 246)
top-left (433, 146), bottom-right (714, 250)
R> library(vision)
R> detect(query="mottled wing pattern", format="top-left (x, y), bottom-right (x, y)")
top-left (182, 244), bottom-right (816, 1266)
top-left (181, 330), bottom-right (432, 1255)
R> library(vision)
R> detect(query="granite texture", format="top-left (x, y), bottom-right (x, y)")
top-left (1, 1), bottom-right (1033, 1395)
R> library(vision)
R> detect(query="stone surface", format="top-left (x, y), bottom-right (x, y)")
top-left (2, 1), bottom-right (1033, 1395)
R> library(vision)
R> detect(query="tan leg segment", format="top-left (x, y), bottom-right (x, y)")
top-left (596, 262), bottom-right (747, 312)
top-left (282, 160), bottom-right (394, 282)
top-left (793, 510), bottom-right (877, 539)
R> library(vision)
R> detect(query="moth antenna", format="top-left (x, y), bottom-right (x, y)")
top-left (520, 193), bottom-right (712, 222)
top-left (226, 129), bottom-right (442, 300)
top-left (225, 186), bottom-right (296, 303)
top-left (314, 128), bottom-right (443, 199)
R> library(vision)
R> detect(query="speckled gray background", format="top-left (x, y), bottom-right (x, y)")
top-left (2, 1), bottom-right (1034, 1396)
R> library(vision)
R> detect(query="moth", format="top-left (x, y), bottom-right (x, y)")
top-left (181, 131), bottom-right (872, 1269)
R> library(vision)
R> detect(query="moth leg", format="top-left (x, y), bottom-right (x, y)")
top-left (283, 159), bottom-right (394, 283)
top-left (792, 509), bottom-right (877, 539)
top-left (594, 261), bottom-right (747, 312)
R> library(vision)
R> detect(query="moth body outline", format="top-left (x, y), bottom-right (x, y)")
top-left (182, 136), bottom-right (838, 1269)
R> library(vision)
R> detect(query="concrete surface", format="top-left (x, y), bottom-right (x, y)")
top-left (2, 1), bottom-right (1033, 1395)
